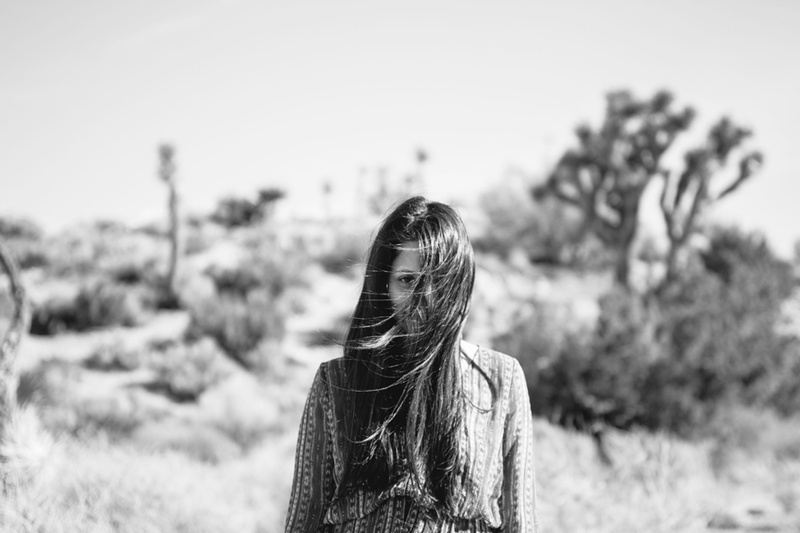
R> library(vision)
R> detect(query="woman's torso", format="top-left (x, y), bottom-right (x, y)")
top-left (316, 346), bottom-right (522, 531)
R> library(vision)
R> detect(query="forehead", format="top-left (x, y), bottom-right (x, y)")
top-left (392, 241), bottom-right (420, 272)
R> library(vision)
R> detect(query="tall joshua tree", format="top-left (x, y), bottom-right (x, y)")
top-left (158, 144), bottom-right (181, 308)
top-left (534, 90), bottom-right (695, 287)
top-left (534, 89), bottom-right (760, 289)
top-left (0, 239), bottom-right (29, 459)
top-left (659, 117), bottom-right (763, 289)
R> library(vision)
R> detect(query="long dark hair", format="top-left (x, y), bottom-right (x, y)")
top-left (339, 196), bottom-right (476, 511)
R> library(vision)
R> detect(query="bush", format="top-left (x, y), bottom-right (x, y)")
top-left (0, 216), bottom-right (43, 240)
top-left (149, 338), bottom-right (230, 402)
top-left (30, 280), bottom-right (144, 335)
top-left (84, 339), bottom-right (144, 371)
top-left (0, 216), bottom-right (50, 269)
top-left (496, 292), bottom-right (657, 432)
top-left (69, 394), bottom-right (149, 440)
top-left (17, 358), bottom-right (78, 409)
top-left (186, 291), bottom-right (285, 370)
top-left (306, 313), bottom-right (351, 347)
top-left (656, 226), bottom-right (797, 419)
top-left (205, 237), bottom-right (308, 301)
top-left (499, 225), bottom-right (800, 438)
top-left (316, 233), bottom-right (366, 276)
top-left (17, 358), bottom-right (147, 440)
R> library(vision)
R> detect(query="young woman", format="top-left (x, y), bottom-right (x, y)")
top-left (285, 196), bottom-right (538, 532)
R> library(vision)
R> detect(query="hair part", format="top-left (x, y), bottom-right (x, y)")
top-left (339, 196), bottom-right (476, 511)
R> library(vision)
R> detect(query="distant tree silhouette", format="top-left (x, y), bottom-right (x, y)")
top-left (257, 187), bottom-right (286, 221)
top-left (158, 144), bottom-right (181, 308)
top-left (211, 187), bottom-right (285, 229)
top-left (534, 89), bottom-right (761, 289)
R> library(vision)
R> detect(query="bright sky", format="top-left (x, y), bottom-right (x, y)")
top-left (1, 0), bottom-right (798, 256)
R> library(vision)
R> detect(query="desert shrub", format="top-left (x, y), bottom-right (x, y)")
top-left (108, 259), bottom-right (155, 286)
top-left (496, 292), bottom-right (658, 432)
top-left (3, 238), bottom-right (50, 270)
top-left (149, 338), bottom-right (229, 402)
top-left (44, 221), bottom-right (126, 277)
top-left (205, 265), bottom-right (263, 298)
top-left (70, 280), bottom-right (145, 329)
top-left (306, 313), bottom-right (352, 347)
top-left (16, 358), bottom-right (78, 409)
top-left (0, 216), bottom-right (50, 269)
top-left (16, 358), bottom-right (146, 439)
top-left (315, 233), bottom-right (366, 276)
top-left (84, 339), bottom-right (144, 371)
top-left (186, 291), bottom-right (285, 369)
top-left (655, 226), bottom-right (797, 420)
top-left (0, 216), bottom-right (43, 240)
top-left (205, 241), bottom-right (307, 301)
top-left (501, 225), bottom-right (799, 438)
top-left (238, 338), bottom-right (286, 375)
top-left (69, 394), bottom-right (150, 440)
top-left (30, 280), bottom-right (144, 335)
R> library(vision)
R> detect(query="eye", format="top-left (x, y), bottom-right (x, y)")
top-left (398, 274), bottom-right (415, 285)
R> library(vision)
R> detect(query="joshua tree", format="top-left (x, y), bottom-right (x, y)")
top-left (0, 239), bottom-right (29, 461)
top-left (659, 117), bottom-right (763, 289)
top-left (158, 144), bottom-right (181, 308)
top-left (534, 89), bottom-right (759, 289)
top-left (534, 90), bottom-right (694, 287)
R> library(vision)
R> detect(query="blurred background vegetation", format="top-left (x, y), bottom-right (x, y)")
top-left (1, 88), bottom-right (799, 532)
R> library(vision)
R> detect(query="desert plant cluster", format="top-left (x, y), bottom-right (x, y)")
top-left (1, 89), bottom-right (799, 532)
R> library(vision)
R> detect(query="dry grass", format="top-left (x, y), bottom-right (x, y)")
top-left (2, 433), bottom-right (298, 532)
top-left (5, 393), bottom-right (799, 532)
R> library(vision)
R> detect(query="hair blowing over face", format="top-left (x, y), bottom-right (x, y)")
top-left (339, 196), bottom-right (476, 512)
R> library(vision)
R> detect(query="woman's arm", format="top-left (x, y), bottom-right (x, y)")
top-left (285, 365), bottom-right (336, 533)
top-left (502, 359), bottom-right (539, 533)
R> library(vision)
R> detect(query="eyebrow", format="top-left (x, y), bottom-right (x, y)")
top-left (393, 268), bottom-right (417, 273)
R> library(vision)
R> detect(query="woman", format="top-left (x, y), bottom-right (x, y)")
top-left (285, 197), bottom-right (538, 532)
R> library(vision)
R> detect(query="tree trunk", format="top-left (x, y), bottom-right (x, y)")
top-left (166, 181), bottom-right (179, 304)
top-left (0, 240), bottom-right (29, 450)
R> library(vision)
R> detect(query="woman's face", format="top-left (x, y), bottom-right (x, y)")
top-left (389, 241), bottom-right (420, 310)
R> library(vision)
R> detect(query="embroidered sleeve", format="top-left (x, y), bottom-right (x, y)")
top-left (285, 365), bottom-right (336, 533)
top-left (502, 359), bottom-right (539, 533)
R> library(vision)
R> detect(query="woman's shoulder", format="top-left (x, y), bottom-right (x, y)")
top-left (315, 356), bottom-right (346, 381)
top-left (461, 340), bottom-right (523, 387)
top-left (462, 340), bottom-right (519, 369)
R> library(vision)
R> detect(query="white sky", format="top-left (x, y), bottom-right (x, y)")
top-left (1, 0), bottom-right (798, 256)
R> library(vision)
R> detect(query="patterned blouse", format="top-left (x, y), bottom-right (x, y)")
top-left (285, 347), bottom-right (539, 533)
